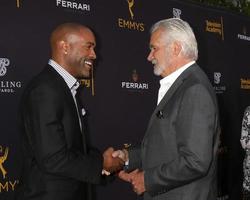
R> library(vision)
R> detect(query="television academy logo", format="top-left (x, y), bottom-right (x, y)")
top-left (241, 78), bottom-right (250, 89)
top-left (117, 0), bottom-right (145, 32)
top-left (121, 69), bottom-right (149, 91)
top-left (205, 17), bottom-right (224, 40)
top-left (0, 58), bottom-right (22, 94)
top-left (173, 8), bottom-right (182, 18)
top-left (0, 58), bottom-right (9, 77)
top-left (56, 0), bottom-right (91, 12)
top-left (213, 72), bottom-right (226, 94)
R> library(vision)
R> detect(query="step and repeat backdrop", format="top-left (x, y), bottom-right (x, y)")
top-left (0, 0), bottom-right (250, 200)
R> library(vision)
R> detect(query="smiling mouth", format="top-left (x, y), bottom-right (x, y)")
top-left (84, 60), bottom-right (93, 67)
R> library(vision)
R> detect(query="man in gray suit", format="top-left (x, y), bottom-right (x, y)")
top-left (113, 18), bottom-right (220, 200)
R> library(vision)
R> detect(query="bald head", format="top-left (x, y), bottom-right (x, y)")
top-left (50, 22), bottom-right (97, 79)
top-left (50, 23), bottom-right (91, 54)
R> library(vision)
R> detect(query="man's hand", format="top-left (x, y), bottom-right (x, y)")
top-left (130, 170), bottom-right (145, 195)
top-left (117, 169), bottom-right (139, 182)
top-left (117, 169), bottom-right (145, 195)
top-left (112, 149), bottom-right (128, 162)
top-left (103, 147), bottom-right (124, 174)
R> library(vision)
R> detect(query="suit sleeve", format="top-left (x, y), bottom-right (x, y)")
top-left (22, 84), bottom-right (103, 184)
top-left (126, 145), bottom-right (142, 171)
top-left (144, 84), bottom-right (218, 195)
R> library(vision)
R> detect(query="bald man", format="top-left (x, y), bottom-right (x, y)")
top-left (18, 23), bottom-right (123, 200)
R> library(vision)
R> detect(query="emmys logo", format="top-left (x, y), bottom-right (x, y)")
top-left (80, 79), bottom-right (95, 96)
top-left (0, 58), bottom-right (10, 77)
top-left (214, 72), bottom-right (221, 85)
top-left (0, 146), bottom-right (9, 179)
top-left (80, 65), bottom-right (95, 96)
top-left (0, 145), bottom-right (19, 193)
top-left (127, 0), bottom-right (134, 20)
top-left (117, 0), bottom-right (145, 32)
top-left (173, 8), bottom-right (182, 18)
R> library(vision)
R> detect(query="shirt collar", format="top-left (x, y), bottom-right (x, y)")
top-left (48, 59), bottom-right (78, 90)
top-left (160, 61), bottom-right (195, 86)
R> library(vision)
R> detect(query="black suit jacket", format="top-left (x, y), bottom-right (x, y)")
top-left (128, 64), bottom-right (220, 200)
top-left (18, 65), bottom-right (103, 200)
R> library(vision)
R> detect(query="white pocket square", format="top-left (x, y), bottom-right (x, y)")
top-left (81, 108), bottom-right (86, 116)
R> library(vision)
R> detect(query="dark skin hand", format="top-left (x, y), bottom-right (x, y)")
top-left (103, 147), bottom-right (124, 173)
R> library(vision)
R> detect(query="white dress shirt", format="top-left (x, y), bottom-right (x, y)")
top-left (157, 61), bottom-right (195, 105)
top-left (48, 59), bottom-right (84, 130)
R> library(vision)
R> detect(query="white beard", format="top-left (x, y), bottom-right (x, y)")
top-left (152, 59), bottom-right (164, 76)
top-left (153, 65), bottom-right (164, 76)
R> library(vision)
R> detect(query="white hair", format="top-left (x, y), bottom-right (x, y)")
top-left (150, 18), bottom-right (198, 61)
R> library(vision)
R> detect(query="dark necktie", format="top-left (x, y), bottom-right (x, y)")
top-left (75, 85), bottom-right (84, 123)
top-left (75, 84), bottom-right (88, 152)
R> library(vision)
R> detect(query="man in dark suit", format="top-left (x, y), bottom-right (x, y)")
top-left (113, 18), bottom-right (220, 200)
top-left (18, 23), bottom-right (123, 200)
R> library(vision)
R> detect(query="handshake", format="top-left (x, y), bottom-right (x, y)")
top-left (102, 147), bottom-right (128, 175)
top-left (102, 147), bottom-right (145, 195)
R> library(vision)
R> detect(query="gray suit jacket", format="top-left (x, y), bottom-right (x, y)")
top-left (128, 64), bottom-right (220, 200)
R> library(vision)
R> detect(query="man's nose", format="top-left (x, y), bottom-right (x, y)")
top-left (90, 48), bottom-right (96, 59)
top-left (147, 51), bottom-right (153, 61)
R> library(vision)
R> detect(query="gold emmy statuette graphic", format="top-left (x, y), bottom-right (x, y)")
top-left (127, 0), bottom-right (134, 20)
top-left (0, 146), bottom-right (9, 179)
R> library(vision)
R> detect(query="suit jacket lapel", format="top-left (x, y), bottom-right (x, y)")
top-left (46, 65), bottom-right (87, 152)
top-left (146, 64), bottom-right (197, 133)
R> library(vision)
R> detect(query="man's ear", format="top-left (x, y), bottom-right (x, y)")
top-left (59, 40), bottom-right (68, 55)
top-left (172, 41), bottom-right (182, 57)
